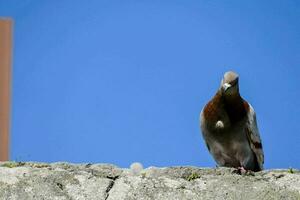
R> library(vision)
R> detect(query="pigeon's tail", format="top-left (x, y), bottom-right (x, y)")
top-left (252, 152), bottom-right (263, 172)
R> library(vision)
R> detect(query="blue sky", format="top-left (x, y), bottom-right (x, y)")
top-left (0, 0), bottom-right (299, 169)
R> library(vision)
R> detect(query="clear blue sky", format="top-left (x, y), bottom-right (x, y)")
top-left (1, 0), bottom-right (299, 169)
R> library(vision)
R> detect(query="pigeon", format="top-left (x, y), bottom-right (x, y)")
top-left (200, 71), bottom-right (264, 172)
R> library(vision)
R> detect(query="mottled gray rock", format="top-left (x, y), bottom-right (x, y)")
top-left (0, 162), bottom-right (299, 200)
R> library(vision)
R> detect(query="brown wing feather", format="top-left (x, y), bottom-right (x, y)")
top-left (245, 103), bottom-right (264, 170)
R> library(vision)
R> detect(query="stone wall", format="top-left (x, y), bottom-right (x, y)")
top-left (0, 162), bottom-right (299, 200)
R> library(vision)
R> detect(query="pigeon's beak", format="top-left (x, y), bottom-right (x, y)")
top-left (222, 83), bottom-right (231, 92)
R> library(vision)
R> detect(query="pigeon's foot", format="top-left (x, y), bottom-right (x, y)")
top-left (232, 166), bottom-right (246, 175)
top-left (232, 167), bottom-right (255, 176)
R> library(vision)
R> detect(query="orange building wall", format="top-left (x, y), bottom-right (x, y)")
top-left (0, 18), bottom-right (12, 161)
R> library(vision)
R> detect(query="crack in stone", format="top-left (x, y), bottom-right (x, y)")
top-left (56, 182), bottom-right (64, 190)
top-left (104, 176), bottom-right (119, 200)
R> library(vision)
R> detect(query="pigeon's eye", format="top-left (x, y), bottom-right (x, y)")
top-left (230, 79), bottom-right (238, 86)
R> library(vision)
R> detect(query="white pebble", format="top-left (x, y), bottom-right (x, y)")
top-left (130, 162), bottom-right (143, 175)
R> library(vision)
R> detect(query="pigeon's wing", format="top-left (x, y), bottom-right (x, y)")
top-left (200, 109), bottom-right (212, 152)
top-left (245, 104), bottom-right (264, 170)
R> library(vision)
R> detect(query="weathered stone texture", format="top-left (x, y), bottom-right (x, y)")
top-left (0, 162), bottom-right (299, 200)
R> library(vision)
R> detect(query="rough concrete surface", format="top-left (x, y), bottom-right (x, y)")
top-left (0, 162), bottom-right (299, 200)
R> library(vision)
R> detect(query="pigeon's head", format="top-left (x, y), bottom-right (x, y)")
top-left (220, 71), bottom-right (239, 96)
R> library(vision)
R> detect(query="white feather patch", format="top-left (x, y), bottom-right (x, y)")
top-left (215, 120), bottom-right (224, 129)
